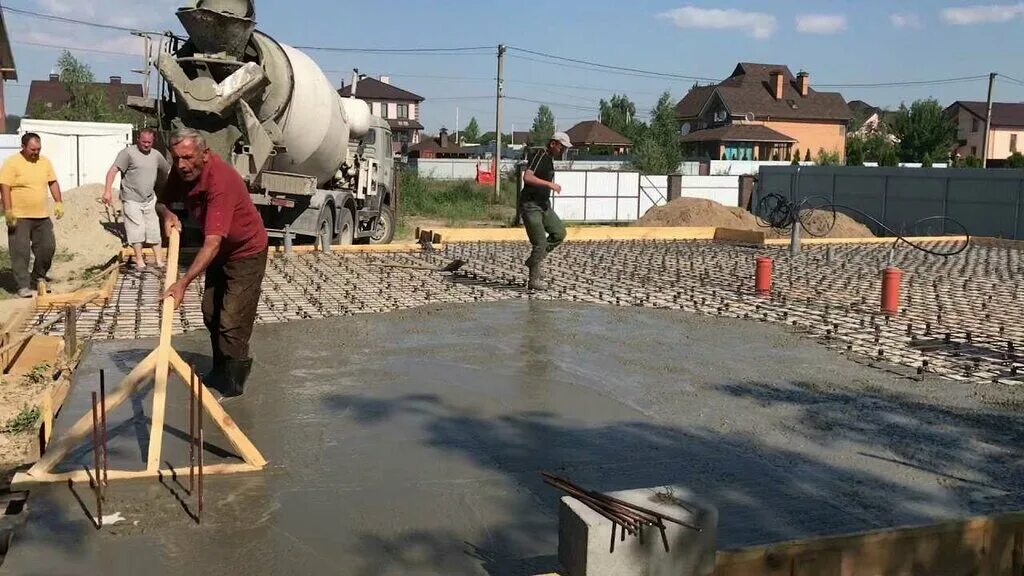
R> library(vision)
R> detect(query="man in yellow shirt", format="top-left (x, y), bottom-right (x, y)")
top-left (0, 133), bottom-right (63, 297)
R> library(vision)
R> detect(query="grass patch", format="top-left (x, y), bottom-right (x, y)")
top-left (399, 171), bottom-right (517, 226)
top-left (24, 363), bottom-right (51, 385)
top-left (2, 405), bottom-right (39, 434)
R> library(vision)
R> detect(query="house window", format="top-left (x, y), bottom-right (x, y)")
top-left (972, 118), bottom-right (979, 133)
top-left (397, 103), bottom-right (409, 119)
top-left (1013, 134), bottom-right (1019, 153)
top-left (378, 103), bottom-right (388, 119)
top-left (395, 131), bottom-right (410, 143)
top-left (971, 146), bottom-right (978, 156)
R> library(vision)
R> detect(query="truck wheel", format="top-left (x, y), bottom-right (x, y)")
top-left (369, 206), bottom-right (395, 245)
top-left (337, 209), bottom-right (355, 245)
top-left (315, 208), bottom-right (334, 250)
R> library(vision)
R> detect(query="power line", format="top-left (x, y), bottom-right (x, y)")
top-left (2, 5), bottom-right (160, 34)
top-left (293, 45), bottom-right (491, 56)
top-left (816, 75), bottom-right (990, 88)
top-left (998, 73), bottom-right (1024, 87)
top-left (13, 39), bottom-right (140, 57)
top-left (508, 53), bottom-right (692, 83)
top-left (507, 46), bottom-right (719, 82)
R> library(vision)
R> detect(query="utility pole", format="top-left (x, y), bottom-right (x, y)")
top-left (494, 44), bottom-right (506, 200)
top-left (455, 106), bottom-right (460, 146)
top-left (982, 72), bottom-right (996, 168)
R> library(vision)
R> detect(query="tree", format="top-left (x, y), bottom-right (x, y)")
top-left (29, 50), bottom-right (142, 125)
top-left (1008, 152), bottom-right (1024, 169)
top-left (4, 115), bottom-right (20, 134)
top-left (921, 152), bottom-right (934, 167)
top-left (846, 137), bottom-right (864, 166)
top-left (599, 94), bottom-right (647, 144)
top-left (529, 105), bottom-right (556, 146)
top-left (804, 148), bottom-right (812, 162)
top-left (878, 146), bottom-right (899, 167)
top-left (890, 98), bottom-right (957, 163)
top-left (462, 117), bottom-right (480, 143)
top-left (815, 148), bottom-right (840, 166)
top-left (631, 92), bottom-right (682, 174)
top-left (791, 148), bottom-right (800, 165)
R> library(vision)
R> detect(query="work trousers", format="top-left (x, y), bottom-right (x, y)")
top-left (8, 218), bottom-right (55, 291)
top-left (521, 202), bottom-right (566, 267)
top-left (202, 251), bottom-right (267, 362)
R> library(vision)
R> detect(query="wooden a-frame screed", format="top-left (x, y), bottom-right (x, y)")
top-left (12, 229), bottom-right (267, 489)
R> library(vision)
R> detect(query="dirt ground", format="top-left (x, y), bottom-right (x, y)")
top-left (0, 185), bottom-right (122, 486)
top-left (636, 197), bottom-right (875, 238)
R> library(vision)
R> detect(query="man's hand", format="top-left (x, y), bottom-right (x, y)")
top-left (162, 212), bottom-right (182, 238)
top-left (162, 279), bottom-right (187, 309)
top-left (102, 190), bottom-right (112, 205)
top-left (4, 213), bottom-right (15, 229)
top-left (550, 182), bottom-right (562, 194)
top-left (54, 202), bottom-right (64, 220)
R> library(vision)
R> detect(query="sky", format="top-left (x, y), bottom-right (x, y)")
top-left (4, 0), bottom-right (1024, 135)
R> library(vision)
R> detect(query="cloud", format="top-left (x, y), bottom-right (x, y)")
top-left (941, 3), bottom-right (1024, 25)
top-left (659, 6), bottom-right (777, 39)
top-left (795, 13), bottom-right (847, 34)
top-left (889, 12), bottom-right (923, 28)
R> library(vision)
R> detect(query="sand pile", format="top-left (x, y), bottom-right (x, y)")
top-left (0, 184), bottom-right (123, 291)
top-left (636, 197), bottom-right (874, 239)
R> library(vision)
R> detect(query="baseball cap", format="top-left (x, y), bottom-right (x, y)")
top-left (550, 132), bottom-right (572, 148)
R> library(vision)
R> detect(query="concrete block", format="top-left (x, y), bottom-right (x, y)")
top-left (558, 485), bottom-right (717, 576)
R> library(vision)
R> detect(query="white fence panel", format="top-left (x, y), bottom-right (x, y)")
top-left (680, 175), bottom-right (739, 207)
top-left (639, 175), bottom-right (668, 216)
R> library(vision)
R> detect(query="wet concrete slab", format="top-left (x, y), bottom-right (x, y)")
top-left (5, 301), bottom-right (1024, 575)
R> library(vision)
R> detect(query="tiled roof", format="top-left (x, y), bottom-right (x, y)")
top-left (338, 77), bottom-right (423, 102)
top-left (950, 101), bottom-right (1024, 128)
top-left (27, 78), bottom-right (142, 115)
top-left (679, 124), bottom-right (797, 143)
top-left (565, 120), bottom-right (631, 146)
top-left (676, 63), bottom-right (851, 122)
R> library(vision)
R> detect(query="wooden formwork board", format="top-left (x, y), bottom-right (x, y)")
top-left (714, 510), bottom-right (1024, 576)
top-left (12, 229), bottom-right (266, 490)
top-left (424, 226), bottom-right (721, 243)
top-left (124, 243), bottom-right (432, 259)
top-left (763, 235), bottom-right (969, 247)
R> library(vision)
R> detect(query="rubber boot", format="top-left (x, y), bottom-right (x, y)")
top-left (203, 349), bottom-right (226, 390)
top-left (221, 357), bottom-right (253, 398)
top-left (528, 262), bottom-right (547, 291)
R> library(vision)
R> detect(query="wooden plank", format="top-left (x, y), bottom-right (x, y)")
top-left (12, 462), bottom-right (260, 489)
top-left (146, 229), bottom-right (180, 472)
top-left (22, 349), bottom-right (158, 478)
top-left (763, 235), bottom-right (969, 246)
top-left (714, 227), bottom-right (767, 245)
top-left (6, 335), bottom-right (63, 376)
top-left (713, 512), bottom-right (1024, 576)
top-left (425, 226), bottom-right (721, 243)
top-left (168, 349), bottom-right (267, 468)
top-left (36, 290), bottom-right (103, 307)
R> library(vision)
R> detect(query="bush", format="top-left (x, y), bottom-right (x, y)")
top-left (804, 149), bottom-right (812, 162)
top-left (791, 148), bottom-right (800, 165)
top-left (1008, 152), bottom-right (1024, 168)
top-left (878, 146), bottom-right (899, 167)
top-left (921, 152), bottom-right (933, 167)
top-left (815, 148), bottom-right (840, 166)
top-left (963, 155), bottom-right (983, 168)
top-left (398, 170), bottom-right (515, 223)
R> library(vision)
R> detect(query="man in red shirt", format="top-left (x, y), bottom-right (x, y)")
top-left (158, 128), bottom-right (268, 398)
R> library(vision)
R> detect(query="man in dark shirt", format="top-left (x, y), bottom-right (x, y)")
top-left (520, 132), bottom-right (570, 290)
top-left (158, 128), bottom-right (269, 398)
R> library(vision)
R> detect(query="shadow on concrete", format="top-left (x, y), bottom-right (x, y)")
top-left (321, 391), bottom-right (958, 576)
top-left (717, 381), bottom-right (1024, 510)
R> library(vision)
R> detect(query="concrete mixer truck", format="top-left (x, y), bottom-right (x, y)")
top-left (133, 0), bottom-right (396, 245)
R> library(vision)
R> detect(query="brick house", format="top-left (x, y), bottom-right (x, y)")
top-left (676, 63), bottom-right (851, 161)
top-left (0, 9), bottom-right (16, 133)
top-left (946, 101), bottom-right (1024, 165)
top-left (26, 74), bottom-right (143, 122)
top-left (339, 75), bottom-right (424, 155)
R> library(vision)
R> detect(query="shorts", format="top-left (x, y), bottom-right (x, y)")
top-left (123, 197), bottom-right (162, 245)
